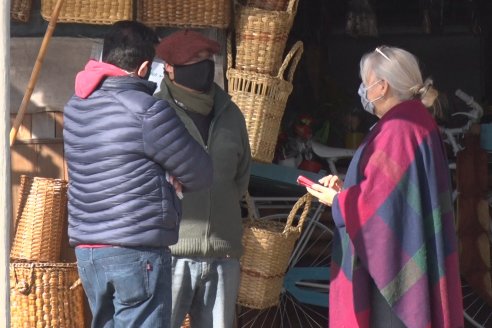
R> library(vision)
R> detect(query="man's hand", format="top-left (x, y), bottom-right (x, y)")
top-left (167, 174), bottom-right (183, 199)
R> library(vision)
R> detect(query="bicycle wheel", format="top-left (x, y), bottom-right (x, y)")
top-left (462, 278), bottom-right (492, 327)
top-left (237, 210), bottom-right (332, 328)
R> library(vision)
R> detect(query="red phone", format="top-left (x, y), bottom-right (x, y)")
top-left (297, 175), bottom-right (316, 188)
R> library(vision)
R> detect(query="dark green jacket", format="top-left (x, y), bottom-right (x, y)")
top-left (156, 83), bottom-right (251, 258)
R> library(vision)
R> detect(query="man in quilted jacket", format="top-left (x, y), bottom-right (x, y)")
top-left (63, 21), bottom-right (213, 328)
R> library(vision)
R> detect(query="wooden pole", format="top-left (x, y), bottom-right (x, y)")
top-left (9, 0), bottom-right (65, 146)
top-left (1, 1), bottom-right (11, 326)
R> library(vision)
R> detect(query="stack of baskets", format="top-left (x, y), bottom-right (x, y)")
top-left (136, 0), bottom-right (231, 28)
top-left (10, 175), bottom-right (85, 328)
top-left (40, 0), bottom-right (233, 28)
top-left (41, 0), bottom-right (133, 25)
top-left (227, 0), bottom-right (303, 163)
top-left (238, 193), bottom-right (312, 309)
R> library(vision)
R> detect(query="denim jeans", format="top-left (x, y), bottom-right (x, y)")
top-left (171, 257), bottom-right (240, 328)
top-left (75, 246), bottom-right (172, 328)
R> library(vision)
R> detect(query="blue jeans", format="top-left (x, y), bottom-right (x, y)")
top-left (75, 246), bottom-right (172, 328)
top-left (171, 257), bottom-right (240, 328)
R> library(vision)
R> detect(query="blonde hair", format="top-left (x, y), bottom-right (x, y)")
top-left (360, 46), bottom-right (442, 118)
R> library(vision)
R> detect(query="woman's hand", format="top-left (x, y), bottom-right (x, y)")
top-left (305, 175), bottom-right (343, 206)
top-left (306, 184), bottom-right (339, 206)
top-left (318, 175), bottom-right (343, 192)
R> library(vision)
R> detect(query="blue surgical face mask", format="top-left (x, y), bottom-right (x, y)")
top-left (358, 80), bottom-right (383, 115)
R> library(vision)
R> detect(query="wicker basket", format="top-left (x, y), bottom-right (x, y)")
top-left (237, 193), bottom-right (312, 309)
top-left (11, 0), bottom-right (32, 22)
top-left (181, 314), bottom-right (191, 328)
top-left (11, 175), bottom-right (68, 263)
top-left (234, 0), bottom-right (298, 75)
top-left (137, 0), bottom-right (231, 28)
top-left (227, 41), bottom-right (303, 163)
top-left (10, 261), bottom-right (85, 328)
top-left (246, 0), bottom-right (289, 12)
top-left (41, 0), bottom-right (133, 25)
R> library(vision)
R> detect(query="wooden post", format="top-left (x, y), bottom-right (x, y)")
top-left (456, 127), bottom-right (492, 305)
top-left (9, 0), bottom-right (65, 146)
top-left (0, 1), bottom-right (12, 327)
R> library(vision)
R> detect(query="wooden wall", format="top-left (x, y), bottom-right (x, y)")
top-left (10, 110), bottom-right (73, 262)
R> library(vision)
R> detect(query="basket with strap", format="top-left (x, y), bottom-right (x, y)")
top-left (237, 193), bottom-right (312, 309)
top-left (41, 0), bottom-right (133, 25)
top-left (227, 41), bottom-right (303, 163)
top-left (11, 0), bottom-right (32, 23)
top-left (10, 261), bottom-right (85, 328)
top-left (11, 175), bottom-right (68, 263)
top-left (234, 0), bottom-right (298, 75)
top-left (137, 0), bottom-right (231, 28)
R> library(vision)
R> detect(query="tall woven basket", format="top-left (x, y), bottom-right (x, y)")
top-left (227, 41), bottom-right (303, 163)
top-left (137, 0), bottom-right (231, 28)
top-left (10, 262), bottom-right (85, 328)
top-left (41, 0), bottom-right (133, 24)
top-left (237, 193), bottom-right (312, 309)
top-left (234, 0), bottom-right (299, 75)
top-left (11, 175), bottom-right (68, 263)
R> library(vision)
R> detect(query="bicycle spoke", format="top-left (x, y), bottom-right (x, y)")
top-left (285, 292), bottom-right (327, 327)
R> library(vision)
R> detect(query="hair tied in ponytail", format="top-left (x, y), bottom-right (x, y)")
top-left (420, 79), bottom-right (433, 98)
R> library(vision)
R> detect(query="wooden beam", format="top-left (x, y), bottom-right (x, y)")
top-left (0, 0), bottom-right (12, 326)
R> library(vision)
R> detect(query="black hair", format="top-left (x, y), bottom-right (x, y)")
top-left (102, 20), bottom-right (159, 72)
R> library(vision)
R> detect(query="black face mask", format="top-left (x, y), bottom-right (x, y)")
top-left (173, 59), bottom-right (215, 92)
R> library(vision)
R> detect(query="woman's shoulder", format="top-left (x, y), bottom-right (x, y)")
top-left (386, 100), bottom-right (436, 131)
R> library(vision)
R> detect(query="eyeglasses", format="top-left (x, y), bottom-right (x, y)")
top-left (375, 47), bottom-right (391, 62)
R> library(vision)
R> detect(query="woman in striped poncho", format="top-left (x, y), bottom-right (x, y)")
top-left (306, 46), bottom-right (464, 328)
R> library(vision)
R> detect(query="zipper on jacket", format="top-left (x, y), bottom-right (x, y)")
top-left (174, 94), bottom-right (230, 256)
top-left (203, 106), bottom-right (225, 253)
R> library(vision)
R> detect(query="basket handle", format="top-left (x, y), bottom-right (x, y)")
top-left (226, 32), bottom-right (234, 72)
top-left (283, 193), bottom-right (312, 234)
top-left (70, 278), bottom-right (82, 290)
top-left (287, 0), bottom-right (300, 14)
top-left (243, 192), bottom-right (260, 220)
top-left (276, 41), bottom-right (304, 83)
top-left (13, 263), bottom-right (35, 295)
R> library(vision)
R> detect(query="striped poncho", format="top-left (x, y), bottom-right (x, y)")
top-left (330, 100), bottom-right (463, 327)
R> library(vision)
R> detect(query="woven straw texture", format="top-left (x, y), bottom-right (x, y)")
top-left (181, 314), bottom-right (191, 328)
top-left (11, 175), bottom-right (68, 263)
top-left (41, 0), bottom-right (133, 25)
top-left (10, 262), bottom-right (85, 328)
top-left (137, 0), bottom-right (231, 28)
top-left (11, 0), bottom-right (32, 22)
top-left (234, 0), bottom-right (298, 75)
top-left (227, 41), bottom-right (303, 163)
top-left (246, 0), bottom-right (289, 11)
top-left (237, 193), bottom-right (312, 309)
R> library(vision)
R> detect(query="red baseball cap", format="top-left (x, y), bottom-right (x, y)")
top-left (156, 30), bottom-right (220, 65)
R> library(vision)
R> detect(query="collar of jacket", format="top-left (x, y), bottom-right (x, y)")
top-left (156, 80), bottom-right (231, 118)
top-left (101, 76), bottom-right (157, 95)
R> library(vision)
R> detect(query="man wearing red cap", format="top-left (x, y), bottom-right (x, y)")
top-left (155, 30), bottom-right (251, 328)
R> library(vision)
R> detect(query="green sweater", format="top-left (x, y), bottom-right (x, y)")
top-left (156, 83), bottom-right (251, 259)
